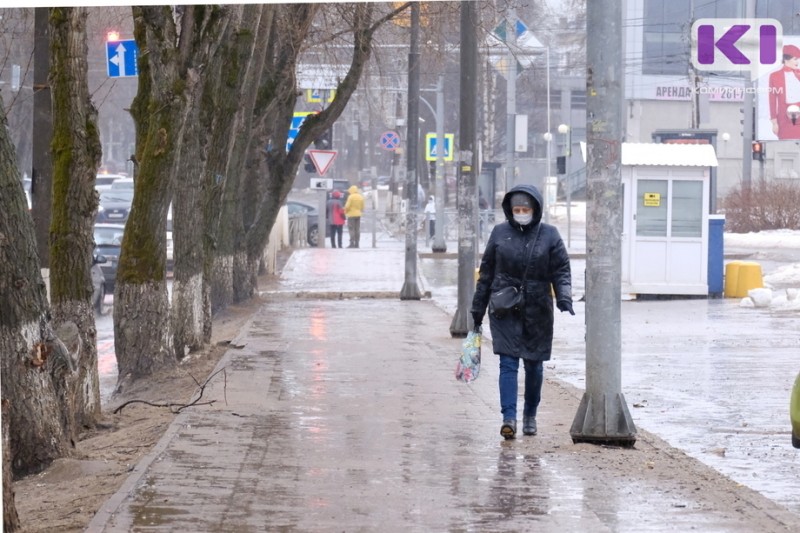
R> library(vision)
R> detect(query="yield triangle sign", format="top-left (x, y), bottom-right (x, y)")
top-left (308, 149), bottom-right (337, 175)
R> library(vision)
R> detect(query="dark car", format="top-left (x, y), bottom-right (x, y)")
top-left (286, 200), bottom-right (319, 247)
top-left (93, 223), bottom-right (126, 292)
top-left (96, 189), bottom-right (133, 224)
top-left (91, 252), bottom-right (107, 314)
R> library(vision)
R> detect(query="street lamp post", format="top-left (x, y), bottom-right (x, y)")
top-left (543, 131), bottom-right (552, 223)
top-left (558, 123), bottom-right (571, 248)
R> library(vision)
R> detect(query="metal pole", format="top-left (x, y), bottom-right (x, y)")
top-left (741, 0), bottom-right (756, 190)
top-left (544, 47), bottom-right (551, 224)
top-left (449, 0), bottom-right (479, 337)
top-left (400, 3), bottom-right (422, 300)
top-left (570, 0), bottom-right (636, 446)
top-left (561, 125), bottom-right (572, 248)
top-left (433, 75), bottom-right (447, 252)
top-left (506, 11), bottom-right (517, 193)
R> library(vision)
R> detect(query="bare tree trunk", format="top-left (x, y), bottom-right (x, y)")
top-left (0, 95), bottom-right (72, 477)
top-left (3, 400), bottom-right (21, 532)
top-left (115, 6), bottom-right (228, 387)
top-left (225, 5), bottom-right (271, 303)
top-left (205, 7), bottom-right (248, 313)
top-left (48, 6), bottom-right (103, 429)
top-left (171, 89), bottom-right (207, 358)
top-left (114, 6), bottom-right (182, 389)
top-left (171, 8), bottom-right (234, 358)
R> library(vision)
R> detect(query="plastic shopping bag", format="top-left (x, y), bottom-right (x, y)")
top-left (455, 327), bottom-right (482, 383)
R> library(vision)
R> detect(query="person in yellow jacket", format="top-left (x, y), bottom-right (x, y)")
top-left (344, 185), bottom-right (365, 248)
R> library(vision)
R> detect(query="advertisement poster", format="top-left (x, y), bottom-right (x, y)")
top-left (756, 37), bottom-right (800, 141)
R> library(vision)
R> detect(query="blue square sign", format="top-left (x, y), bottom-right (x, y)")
top-left (106, 40), bottom-right (138, 78)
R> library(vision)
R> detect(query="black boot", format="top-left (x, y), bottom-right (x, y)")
top-left (500, 420), bottom-right (516, 440)
top-left (522, 416), bottom-right (537, 436)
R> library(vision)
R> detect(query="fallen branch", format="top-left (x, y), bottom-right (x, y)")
top-left (113, 367), bottom-right (227, 414)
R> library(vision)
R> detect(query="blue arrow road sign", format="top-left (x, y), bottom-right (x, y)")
top-left (106, 40), bottom-right (138, 78)
top-left (287, 111), bottom-right (315, 152)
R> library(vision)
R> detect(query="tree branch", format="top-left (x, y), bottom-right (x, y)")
top-left (113, 367), bottom-right (227, 414)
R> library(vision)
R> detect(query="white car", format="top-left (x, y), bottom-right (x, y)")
top-left (95, 173), bottom-right (125, 193)
top-left (110, 177), bottom-right (135, 190)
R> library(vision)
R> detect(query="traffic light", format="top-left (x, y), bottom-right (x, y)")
top-left (556, 155), bottom-right (566, 175)
top-left (752, 141), bottom-right (765, 161)
top-left (304, 153), bottom-right (316, 173)
top-left (313, 128), bottom-right (332, 150)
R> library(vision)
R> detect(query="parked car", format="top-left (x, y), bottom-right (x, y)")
top-left (286, 200), bottom-right (319, 247)
top-left (96, 189), bottom-right (133, 223)
top-left (93, 223), bottom-right (125, 293)
top-left (91, 252), bottom-right (107, 314)
top-left (95, 173), bottom-right (125, 193)
top-left (110, 177), bottom-right (135, 190)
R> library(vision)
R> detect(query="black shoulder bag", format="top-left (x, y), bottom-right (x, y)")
top-left (488, 224), bottom-right (541, 318)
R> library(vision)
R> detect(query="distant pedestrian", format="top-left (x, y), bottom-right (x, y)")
top-left (344, 185), bottom-right (364, 248)
top-left (471, 184), bottom-right (574, 440)
top-left (327, 190), bottom-right (346, 248)
top-left (424, 195), bottom-right (436, 238)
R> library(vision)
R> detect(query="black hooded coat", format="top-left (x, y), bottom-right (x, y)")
top-left (471, 184), bottom-right (572, 361)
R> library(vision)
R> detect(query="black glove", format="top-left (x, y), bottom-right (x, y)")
top-left (557, 300), bottom-right (575, 315)
top-left (472, 312), bottom-right (483, 328)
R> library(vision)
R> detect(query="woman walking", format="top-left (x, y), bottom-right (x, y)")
top-left (471, 184), bottom-right (574, 440)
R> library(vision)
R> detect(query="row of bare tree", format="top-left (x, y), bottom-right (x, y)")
top-left (0, 4), bottom-right (407, 529)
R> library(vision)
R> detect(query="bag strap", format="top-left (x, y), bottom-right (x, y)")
top-left (520, 223), bottom-right (542, 286)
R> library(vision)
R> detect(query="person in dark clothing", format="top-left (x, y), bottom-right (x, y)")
top-left (327, 190), bottom-right (346, 248)
top-left (471, 184), bottom-right (574, 440)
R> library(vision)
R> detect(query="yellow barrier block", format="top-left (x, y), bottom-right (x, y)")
top-left (724, 261), bottom-right (742, 298)
top-left (724, 260), bottom-right (763, 298)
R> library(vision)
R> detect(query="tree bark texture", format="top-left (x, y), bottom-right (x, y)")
top-left (0, 95), bottom-right (72, 477)
top-left (167, 6), bottom-right (229, 358)
top-left (205, 6), bottom-right (250, 312)
top-left (114, 281), bottom-right (171, 391)
top-left (114, 6), bottom-right (184, 384)
top-left (48, 6), bottom-right (103, 428)
top-left (2, 400), bottom-right (21, 532)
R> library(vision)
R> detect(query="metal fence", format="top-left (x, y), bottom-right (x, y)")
top-left (381, 208), bottom-right (500, 247)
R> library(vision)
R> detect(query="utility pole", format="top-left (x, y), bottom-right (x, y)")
top-left (505, 11), bottom-right (517, 192)
top-left (400, 2), bottom-right (422, 300)
top-left (432, 75), bottom-right (447, 252)
top-left (32, 7), bottom-right (52, 268)
top-left (570, 0), bottom-right (636, 446)
top-left (450, 0), bottom-right (479, 337)
top-left (741, 0), bottom-right (756, 190)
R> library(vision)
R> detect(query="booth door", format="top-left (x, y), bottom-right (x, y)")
top-left (632, 175), bottom-right (706, 291)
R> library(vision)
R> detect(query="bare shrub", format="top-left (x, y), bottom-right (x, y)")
top-left (721, 180), bottom-right (800, 233)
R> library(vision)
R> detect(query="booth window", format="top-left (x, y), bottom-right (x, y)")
top-left (671, 181), bottom-right (703, 238)
top-left (636, 179), bottom-right (668, 237)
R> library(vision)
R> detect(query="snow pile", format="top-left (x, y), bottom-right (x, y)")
top-left (740, 287), bottom-right (800, 310)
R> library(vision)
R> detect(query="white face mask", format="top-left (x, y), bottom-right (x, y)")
top-left (513, 213), bottom-right (533, 226)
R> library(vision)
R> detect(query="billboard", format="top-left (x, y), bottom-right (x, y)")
top-left (755, 37), bottom-right (800, 141)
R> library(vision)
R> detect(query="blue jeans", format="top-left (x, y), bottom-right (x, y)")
top-left (499, 355), bottom-right (543, 421)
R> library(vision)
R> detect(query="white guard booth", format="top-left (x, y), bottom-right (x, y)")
top-left (620, 143), bottom-right (718, 297)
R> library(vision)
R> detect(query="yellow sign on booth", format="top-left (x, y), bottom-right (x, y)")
top-left (643, 192), bottom-right (661, 207)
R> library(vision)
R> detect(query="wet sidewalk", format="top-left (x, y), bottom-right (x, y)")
top-left (88, 230), bottom-right (799, 532)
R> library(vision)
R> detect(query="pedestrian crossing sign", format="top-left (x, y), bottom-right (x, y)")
top-left (425, 133), bottom-right (455, 161)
